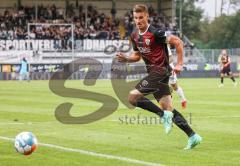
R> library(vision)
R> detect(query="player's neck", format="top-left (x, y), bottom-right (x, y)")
top-left (139, 24), bottom-right (150, 35)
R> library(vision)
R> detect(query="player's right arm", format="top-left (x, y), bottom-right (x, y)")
top-left (116, 51), bottom-right (141, 63)
top-left (116, 34), bottom-right (141, 63)
top-left (167, 35), bottom-right (184, 74)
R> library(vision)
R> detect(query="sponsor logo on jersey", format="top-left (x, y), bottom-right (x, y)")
top-left (137, 47), bottom-right (151, 54)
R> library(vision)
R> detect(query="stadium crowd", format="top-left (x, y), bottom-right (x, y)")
top-left (0, 4), bottom-right (177, 41)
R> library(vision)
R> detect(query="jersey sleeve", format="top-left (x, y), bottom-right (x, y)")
top-left (154, 29), bottom-right (167, 44)
top-left (130, 35), bottom-right (138, 51)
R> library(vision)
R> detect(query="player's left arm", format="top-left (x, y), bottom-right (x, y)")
top-left (167, 35), bottom-right (184, 74)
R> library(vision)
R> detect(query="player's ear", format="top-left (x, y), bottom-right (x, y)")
top-left (146, 13), bottom-right (149, 19)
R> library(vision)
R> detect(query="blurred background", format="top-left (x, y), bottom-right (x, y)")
top-left (0, 0), bottom-right (239, 80)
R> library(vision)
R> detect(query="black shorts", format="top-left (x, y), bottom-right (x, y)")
top-left (221, 66), bottom-right (231, 75)
top-left (135, 69), bottom-right (172, 101)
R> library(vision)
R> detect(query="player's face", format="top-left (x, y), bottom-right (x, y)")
top-left (133, 12), bottom-right (149, 32)
top-left (222, 50), bottom-right (227, 55)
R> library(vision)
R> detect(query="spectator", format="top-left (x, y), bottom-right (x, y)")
top-left (0, 4), bottom-right (178, 42)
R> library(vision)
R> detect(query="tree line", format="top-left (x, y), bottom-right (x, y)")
top-left (176, 0), bottom-right (240, 49)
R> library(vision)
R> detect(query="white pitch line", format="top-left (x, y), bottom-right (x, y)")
top-left (189, 100), bottom-right (240, 106)
top-left (0, 122), bottom-right (25, 125)
top-left (193, 115), bottom-right (240, 119)
top-left (0, 136), bottom-right (163, 166)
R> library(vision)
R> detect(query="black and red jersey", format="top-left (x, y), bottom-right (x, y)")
top-left (220, 54), bottom-right (231, 69)
top-left (220, 55), bottom-right (229, 64)
top-left (130, 24), bottom-right (170, 73)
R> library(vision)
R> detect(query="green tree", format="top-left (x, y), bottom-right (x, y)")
top-left (197, 11), bottom-right (240, 48)
top-left (176, 0), bottom-right (203, 39)
top-left (191, 18), bottom-right (212, 48)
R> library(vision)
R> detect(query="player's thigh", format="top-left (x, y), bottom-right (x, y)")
top-left (220, 72), bottom-right (225, 77)
top-left (227, 70), bottom-right (233, 76)
top-left (222, 67), bottom-right (231, 76)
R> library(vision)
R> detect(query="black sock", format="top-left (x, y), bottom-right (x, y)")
top-left (172, 109), bottom-right (195, 137)
top-left (135, 97), bottom-right (164, 117)
top-left (221, 77), bottom-right (224, 84)
top-left (230, 77), bottom-right (235, 82)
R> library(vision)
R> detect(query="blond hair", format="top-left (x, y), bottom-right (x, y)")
top-left (133, 4), bottom-right (148, 13)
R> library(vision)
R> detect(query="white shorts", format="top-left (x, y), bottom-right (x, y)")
top-left (169, 73), bottom-right (177, 84)
top-left (169, 63), bottom-right (177, 84)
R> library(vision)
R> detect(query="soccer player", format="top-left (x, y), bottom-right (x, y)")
top-left (218, 49), bottom-right (237, 87)
top-left (19, 57), bottom-right (30, 81)
top-left (116, 4), bottom-right (201, 149)
top-left (169, 63), bottom-right (187, 109)
top-left (167, 44), bottom-right (187, 109)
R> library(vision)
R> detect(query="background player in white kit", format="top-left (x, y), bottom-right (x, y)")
top-left (167, 41), bottom-right (187, 109)
top-left (169, 63), bottom-right (187, 109)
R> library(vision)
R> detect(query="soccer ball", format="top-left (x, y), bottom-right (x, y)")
top-left (14, 132), bottom-right (38, 155)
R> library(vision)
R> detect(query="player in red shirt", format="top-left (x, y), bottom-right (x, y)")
top-left (218, 49), bottom-right (237, 87)
top-left (117, 4), bottom-right (201, 149)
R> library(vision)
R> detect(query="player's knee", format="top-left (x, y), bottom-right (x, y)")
top-left (128, 94), bottom-right (137, 106)
top-left (128, 90), bottom-right (142, 106)
top-left (161, 103), bottom-right (173, 110)
top-left (171, 83), bottom-right (178, 91)
top-left (159, 96), bottom-right (173, 110)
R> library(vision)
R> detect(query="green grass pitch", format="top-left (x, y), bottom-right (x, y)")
top-left (0, 78), bottom-right (240, 166)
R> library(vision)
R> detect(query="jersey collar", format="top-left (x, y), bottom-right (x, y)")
top-left (139, 24), bottom-right (150, 35)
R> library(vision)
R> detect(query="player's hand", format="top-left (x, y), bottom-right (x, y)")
top-left (116, 52), bottom-right (128, 63)
top-left (174, 64), bottom-right (183, 74)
